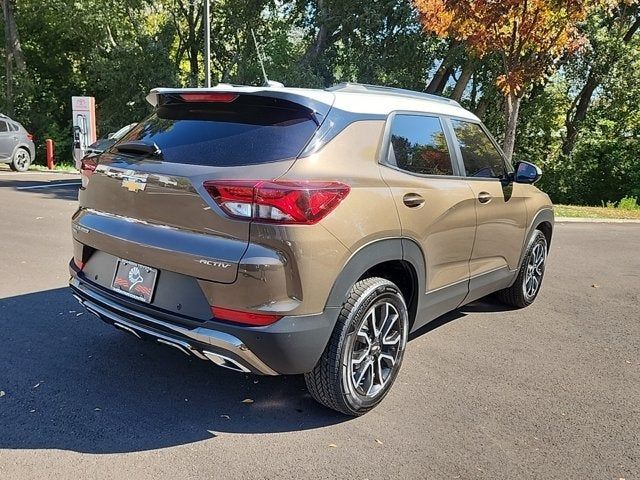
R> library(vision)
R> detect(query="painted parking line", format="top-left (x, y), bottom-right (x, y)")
top-left (16, 182), bottom-right (81, 190)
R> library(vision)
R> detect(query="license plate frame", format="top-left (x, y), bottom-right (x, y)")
top-left (111, 259), bottom-right (158, 303)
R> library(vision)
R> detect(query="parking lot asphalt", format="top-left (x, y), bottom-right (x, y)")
top-left (0, 170), bottom-right (638, 479)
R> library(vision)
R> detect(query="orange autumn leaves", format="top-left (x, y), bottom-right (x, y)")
top-left (413, 0), bottom-right (596, 96)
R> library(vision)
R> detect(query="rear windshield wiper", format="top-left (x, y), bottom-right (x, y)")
top-left (115, 140), bottom-right (162, 157)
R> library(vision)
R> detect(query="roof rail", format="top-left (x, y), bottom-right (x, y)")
top-left (326, 82), bottom-right (461, 107)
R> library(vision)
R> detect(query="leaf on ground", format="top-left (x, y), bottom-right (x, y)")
top-left (242, 398), bottom-right (254, 404)
top-left (591, 284), bottom-right (599, 288)
top-left (328, 444), bottom-right (337, 448)
top-left (94, 407), bottom-right (101, 411)
top-left (375, 439), bottom-right (384, 445)
top-left (220, 414), bottom-right (230, 419)
top-left (32, 382), bottom-right (41, 389)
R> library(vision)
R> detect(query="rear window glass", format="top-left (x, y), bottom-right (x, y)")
top-left (386, 114), bottom-right (453, 176)
top-left (116, 95), bottom-right (318, 167)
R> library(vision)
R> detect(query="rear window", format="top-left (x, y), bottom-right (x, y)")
top-left (116, 95), bottom-right (319, 167)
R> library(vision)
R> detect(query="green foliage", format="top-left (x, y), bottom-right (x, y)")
top-left (617, 196), bottom-right (639, 210)
top-left (0, 0), bottom-right (637, 207)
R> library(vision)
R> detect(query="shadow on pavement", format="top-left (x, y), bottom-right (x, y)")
top-left (0, 287), bottom-right (346, 453)
top-left (0, 177), bottom-right (80, 201)
top-left (0, 287), bottom-right (507, 454)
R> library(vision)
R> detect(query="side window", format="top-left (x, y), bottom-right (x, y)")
top-left (386, 114), bottom-right (454, 176)
top-left (9, 123), bottom-right (18, 132)
top-left (0, 121), bottom-right (7, 133)
top-left (450, 120), bottom-right (507, 179)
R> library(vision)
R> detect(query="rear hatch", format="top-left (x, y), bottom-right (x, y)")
top-left (75, 90), bottom-right (333, 283)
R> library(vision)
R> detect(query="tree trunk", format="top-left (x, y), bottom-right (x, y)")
top-left (1, 0), bottom-right (25, 69)
top-left (503, 92), bottom-right (521, 163)
top-left (451, 59), bottom-right (474, 101)
top-left (561, 14), bottom-right (640, 156)
top-left (299, 0), bottom-right (333, 85)
top-left (475, 95), bottom-right (488, 120)
top-left (562, 71), bottom-right (599, 156)
top-left (426, 41), bottom-right (458, 94)
top-left (2, 0), bottom-right (25, 116)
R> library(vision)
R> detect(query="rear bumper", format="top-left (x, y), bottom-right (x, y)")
top-left (69, 272), bottom-right (338, 375)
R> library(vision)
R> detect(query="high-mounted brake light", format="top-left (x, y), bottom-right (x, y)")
top-left (203, 180), bottom-right (350, 225)
top-left (211, 306), bottom-right (282, 327)
top-left (179, 92), bottom-right (239, 103)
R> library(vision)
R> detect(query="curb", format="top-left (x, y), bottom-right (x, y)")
top-left (556, 217), bottom-right (640, 224)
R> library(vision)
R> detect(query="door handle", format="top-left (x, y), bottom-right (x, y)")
top-left (403, 193), bottom-right (425, 208)
top-left (477, 192), bottom-right (492, 204)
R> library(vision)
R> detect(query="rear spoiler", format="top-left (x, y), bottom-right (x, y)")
top-left (146, 87), bottom-right (335, 125)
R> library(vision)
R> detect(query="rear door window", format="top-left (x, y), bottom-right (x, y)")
top-left (385, 114), bottom-right (454, 176)
top-left (0, 121), bottom-right (8, 133)
top-left (116, 95), bottom-right (319, 167)
top-left (450, 120), bottom-right (507, 179)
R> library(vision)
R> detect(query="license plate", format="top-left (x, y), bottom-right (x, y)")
top-left (111, 259), bottom-right (158, 303)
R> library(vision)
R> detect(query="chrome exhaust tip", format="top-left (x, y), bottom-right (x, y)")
top-left (203, 351), bottom-right (251, 373)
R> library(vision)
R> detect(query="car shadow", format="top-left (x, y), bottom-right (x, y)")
top-left (0, 177), bottom-right (80, 201)
top-left (0, 287), bottom-right (511, 454)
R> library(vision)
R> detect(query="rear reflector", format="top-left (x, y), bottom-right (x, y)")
top-left (203, 180), bottom-right (350, 225)
top-left (211, 306), bottom-right (282, 327)
top-left (27, 133), bottom-right (33, 141)
top-left (179, 92), bottom-right (239, 103)
top-left (73, 257), bottom-right (85, 271)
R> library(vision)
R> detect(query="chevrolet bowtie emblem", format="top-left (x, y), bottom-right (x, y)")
top-left (121, 173), bottom-right (148, 192)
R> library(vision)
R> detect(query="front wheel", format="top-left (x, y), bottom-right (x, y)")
top-left (497, 230), bottom-right (548, 308)
top-left (11, 148), bottom-right (31, 172)
top-left (304, 277), bottom-right (409, 416)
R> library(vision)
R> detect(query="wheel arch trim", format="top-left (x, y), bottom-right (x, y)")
top-left (325, 238), bottom-right (426, 317)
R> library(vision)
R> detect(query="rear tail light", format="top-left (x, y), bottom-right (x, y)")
top-left (203, 180), bottom-right (350, 225)
top-left (26, 133), bottom-right (33, 141)
top-left (80, 158), bottom-right (97, 177)
top-left (73, 257), bottom-right (85, 271)
top-left (211, 306), bottom-right (282, 326)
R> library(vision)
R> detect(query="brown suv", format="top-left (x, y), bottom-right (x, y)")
top-left (69, 83), bottom-right (553, 415)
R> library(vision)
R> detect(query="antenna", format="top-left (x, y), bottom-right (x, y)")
top-left (251, 29), bottom-right (269, 86)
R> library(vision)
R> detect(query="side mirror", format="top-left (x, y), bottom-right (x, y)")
top-left (514, 161), bottom-right (542, 184)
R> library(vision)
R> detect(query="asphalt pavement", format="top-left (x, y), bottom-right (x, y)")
top-left (0, 169), bottom-right (638, 479)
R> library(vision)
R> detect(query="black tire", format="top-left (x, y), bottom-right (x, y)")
top-left (304, 277), bottom-right (409, 416)
top-left (11, 148), bottom-right (31, 172)
top-left (496, 230), bottom-right (548, 308)
top-left (8, 162), bottom-right (17, 171)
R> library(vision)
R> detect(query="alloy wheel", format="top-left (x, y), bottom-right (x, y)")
top-left (523, 241), bottom-right (546, 300)
top-left (349, 301), bottom-right (404, 398)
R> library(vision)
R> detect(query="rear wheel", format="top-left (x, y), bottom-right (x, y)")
top-left (497, 230), bottom-right (548, 308)
top-left (304, 277), bottom-right (409, 416)
top-left (11, 148), bottom-right (31, 172)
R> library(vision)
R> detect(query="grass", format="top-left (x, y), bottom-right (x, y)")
top-left (30, 162), bottom-right (78, 173)
top-left (555, 204), bottom-right (640, 220)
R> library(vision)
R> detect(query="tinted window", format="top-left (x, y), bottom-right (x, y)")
top-left (387, 115), bottom-right (453, 176)
top-left (0, 121), bottom-right (7, 133)
top-left (9, 122), bottom-right (18, 132)
top-left (117, 96), bottom-right (318, 167)
top-left (451, 120), bottom-right (506, 179)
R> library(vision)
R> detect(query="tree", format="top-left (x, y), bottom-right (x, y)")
top-left (1, 0), bottom-right (25, 115)
top-left (414, 0), bottom-right (595, 161)
top-left (561, 2), bottom-right (640, 156)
